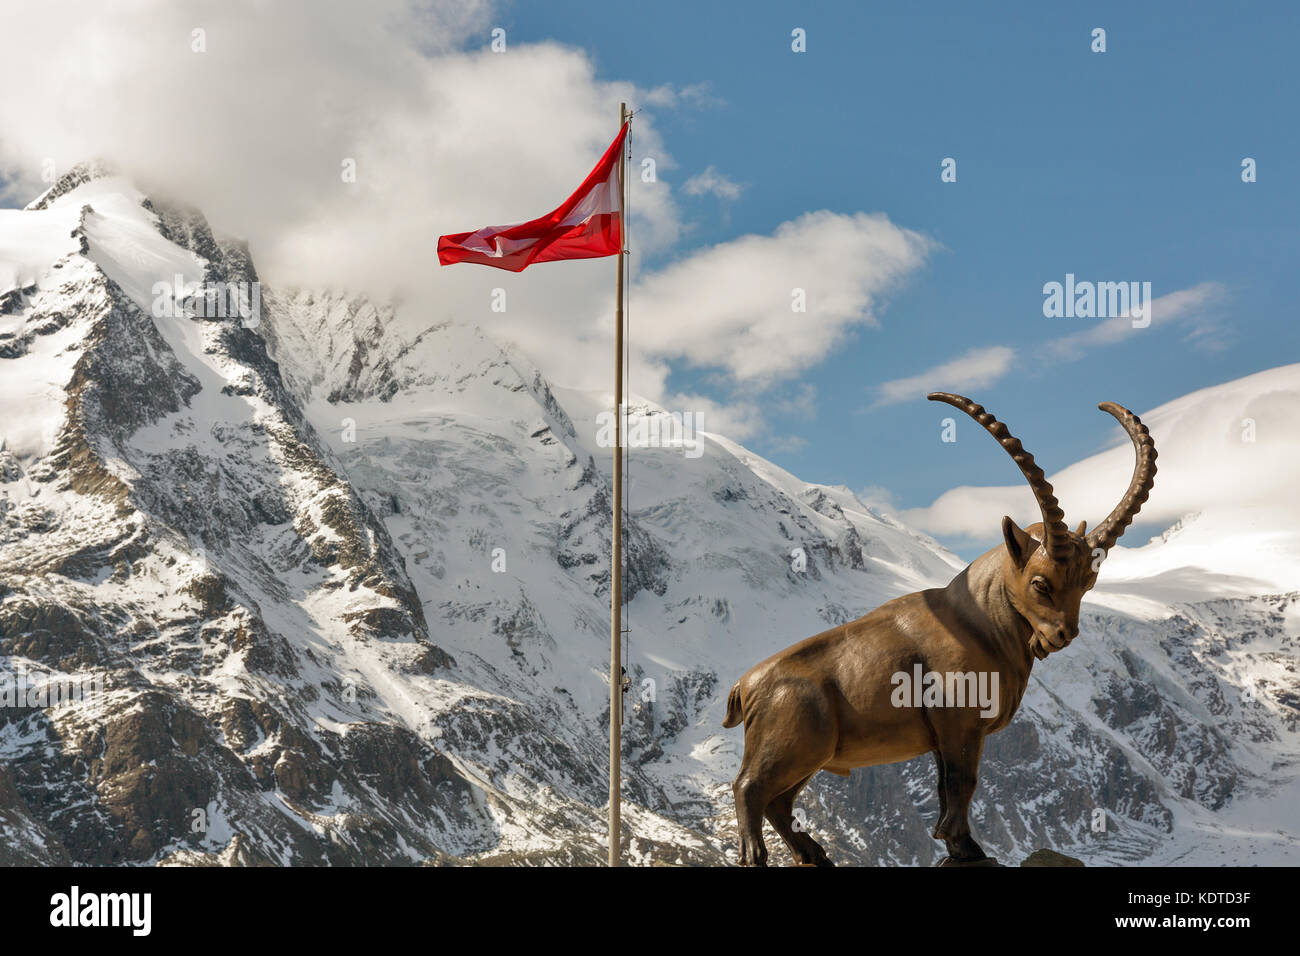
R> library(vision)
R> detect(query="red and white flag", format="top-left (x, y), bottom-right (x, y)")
top-left (438, 122), bottom-right (629, 272)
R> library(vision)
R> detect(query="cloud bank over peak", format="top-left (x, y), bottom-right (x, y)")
top-left (0, 0), bottom-right (935, 443)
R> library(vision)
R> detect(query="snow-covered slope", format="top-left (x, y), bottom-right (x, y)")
top-left (1, 165), bottom-right (1296, 865)
top-left (1, 170), bottom-right (485, 864)
top-left (1081, 364), bottom-right (1300, 608)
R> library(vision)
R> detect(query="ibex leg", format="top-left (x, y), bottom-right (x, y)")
top-left (931, 727), bottom-right (988, 863)
top-left (733, 772), bottom-right (773, 867)
top-left (732, 687), bottom-right (835, 866)
top-left (764, 773), bottom-right (833, 867)
top-left (931, 747), bottom-right (948, 833)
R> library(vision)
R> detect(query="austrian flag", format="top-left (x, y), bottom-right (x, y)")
top-left (438, 122), bottom-right (629, 272)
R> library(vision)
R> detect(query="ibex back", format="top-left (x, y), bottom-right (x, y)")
top-left (723, 392), bottom-right (1157, 866)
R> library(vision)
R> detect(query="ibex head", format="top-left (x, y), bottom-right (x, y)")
top-left (928, 393), bottom-right (1158, 661)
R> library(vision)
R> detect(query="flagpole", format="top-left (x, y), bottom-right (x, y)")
top-left (608, 101), bottom-right (627, 868)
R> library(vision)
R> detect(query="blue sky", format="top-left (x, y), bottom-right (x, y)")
top-left (2, 1), bottom-right (1294, 558)
top-left (504, 0), bottom-right (1299, 552)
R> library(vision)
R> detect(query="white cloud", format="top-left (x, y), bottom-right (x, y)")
top-left (856, 484), bottom-right (900, 514)
top-left (641, 82), bottom-right (725, 110)
top-left (872, 346), bottom-right (1017, 408)
top-left (682, 166), bottom-right (745, 200)
top-left (631, 211), bottom-right (933, 383)
top-left (1038, 282), bottom-right (1226, 362)
top-left (870, 282), bottom-right (1225, 409)
top-left (764, 435), bottom-right (809, 455)
top-left (668, 393), bottom-right (764, 441)
top-left (773, 383), bottom-right (817, 419)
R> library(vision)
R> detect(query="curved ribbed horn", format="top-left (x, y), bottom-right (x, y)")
top-left (927, 392), bottom-right (1072, 562)
top-left (1086, 402), bottom-right (1157, 554)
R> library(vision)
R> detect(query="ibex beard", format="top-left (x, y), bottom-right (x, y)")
top-left (722, 392), bottom-right (1157, 867)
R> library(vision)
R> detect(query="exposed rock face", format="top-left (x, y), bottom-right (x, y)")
top-left (1, 171), bottom-right (474, 864)
top-left (2, 169), bottom-right (1298, 866)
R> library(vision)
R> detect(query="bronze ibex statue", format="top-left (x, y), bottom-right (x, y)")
top-left (723, 392), bottom-right (1156, 866)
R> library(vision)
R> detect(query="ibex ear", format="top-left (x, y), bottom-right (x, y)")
top-left (1002, 516), bottom-right (1033, 569)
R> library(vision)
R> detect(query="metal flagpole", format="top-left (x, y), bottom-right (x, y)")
top-left (608, 101), bottom-right (627, 867)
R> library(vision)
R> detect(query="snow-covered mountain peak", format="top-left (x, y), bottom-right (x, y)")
top-left (23, 160), bottom-right (118, 212)
top-left (1072, 363), bottom-right (1300, 607)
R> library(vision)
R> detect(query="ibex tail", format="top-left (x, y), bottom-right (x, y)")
top-left (722, 682), bottom-right (744, 728)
